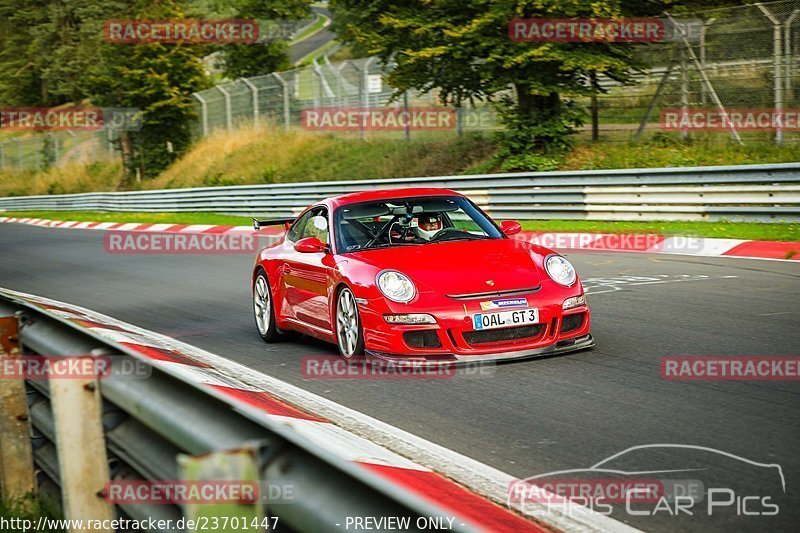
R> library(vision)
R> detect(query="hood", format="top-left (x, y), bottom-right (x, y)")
top-left (350, 238), bottom-right (543, 296)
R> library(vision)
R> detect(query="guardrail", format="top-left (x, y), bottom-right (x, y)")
top-left (1, 162), bottom-right (799, 222)
top-left (0, 291), bottom-right (493, 533)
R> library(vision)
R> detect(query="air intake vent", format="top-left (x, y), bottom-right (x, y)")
top-left (403, 330), bottom-right (442, 349)
top-left (560, 313), bottom-right (585, 334)
top-left (463, 324), bottom-right (545, 345)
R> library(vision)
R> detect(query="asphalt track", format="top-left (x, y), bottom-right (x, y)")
top-left (1, 222), bottom-right (798, 532)
top-left (289, 6), bottom-right (335, 64)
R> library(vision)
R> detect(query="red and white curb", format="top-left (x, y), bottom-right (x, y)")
top-left (3, 215), bottom-right (796, 261)
top-left (0, 216), bottom-right (261, 235)
top-left (0, 287), bottom-right (638, 533)
top-left (518, 232), bottom-right (800, 261)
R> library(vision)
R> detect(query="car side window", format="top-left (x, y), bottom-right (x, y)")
top-left (301, 208), bottom-right (329, 244)
top-left (287, 209), bottom-right (313, 242)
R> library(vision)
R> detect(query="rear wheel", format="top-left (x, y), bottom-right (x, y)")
top-left (336, 287), bottom-right (364, 358)
top-left (253, 271), bottom-right (282, 342)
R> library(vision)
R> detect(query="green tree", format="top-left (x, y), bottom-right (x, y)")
top-left (0, 0), bottom-right (211, 182)
top-left (218, 41), bottom-right (292, 79)
top-left (331, 0), bottom-right (679, 170)
top-left (0, 0), bottom-right (142, 106)
top-left (216, 0), bottom-right (311, 79)
top-left (87, 0), bottom-right (211, 182)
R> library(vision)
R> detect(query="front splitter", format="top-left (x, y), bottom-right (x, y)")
top-left (366, 333), bottom-right (595, 367)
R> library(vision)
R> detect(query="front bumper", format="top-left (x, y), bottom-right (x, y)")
top-left (358, 281), bottom-right (593, 367)
top-left (366, 333), bottom-right (595, 367)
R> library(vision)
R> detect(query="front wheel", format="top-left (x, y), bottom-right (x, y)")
top-left (335, 287), bottom-right (364, 358)
top-left (253, 271), bottom-right (282, 342)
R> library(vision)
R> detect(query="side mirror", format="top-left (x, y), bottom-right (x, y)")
top-left (294, 237), bottom-right (328, 253)
top-left (500, 220), bottom-right (522, 236)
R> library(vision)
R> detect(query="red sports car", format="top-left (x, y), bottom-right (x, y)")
top-left (251, 188), bottom-right (593, 364)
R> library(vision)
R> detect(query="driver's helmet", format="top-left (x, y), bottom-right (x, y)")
top-left (412, 213), bottom-right (442, 240)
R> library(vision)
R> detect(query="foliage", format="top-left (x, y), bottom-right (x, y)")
top-left (330, 0), bottom-right (679, 169)
top-left (3, 126), bottom-right (798, 199)
top-left (214, 0), bottom-right (310, 79)
top-left (85, 0), bottom-right (210, 181)
top-left (0, 0), bottom-right (121, 105)
top-left (0, 0), bottom-right (307, 182)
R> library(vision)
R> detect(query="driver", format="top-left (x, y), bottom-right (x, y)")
top-left (412, 213), bottom-right (442, 241)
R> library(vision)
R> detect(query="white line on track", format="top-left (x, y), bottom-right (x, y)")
top-left (584, 274), bottom-right (738, 295)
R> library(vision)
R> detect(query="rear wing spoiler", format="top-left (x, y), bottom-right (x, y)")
top-left (252, 217), bottom-right (296, 231)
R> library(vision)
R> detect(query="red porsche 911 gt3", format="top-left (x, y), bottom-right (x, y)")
top-left (251, 188), bottom-right (593, 365)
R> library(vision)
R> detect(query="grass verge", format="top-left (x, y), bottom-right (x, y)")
top-left (3, 211), bottom-right (798, 241)
top-left (1, 126), bottom-right (798, 198)
top-left (289, 13), bottom-right (327, 46)
top-left (561, 138), bottom-right (800, 170)
top-left (519, 220), bottom-right (800, 242)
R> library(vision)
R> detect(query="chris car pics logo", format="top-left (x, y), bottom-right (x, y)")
top-left (508, 444), bottom-right (785, 520)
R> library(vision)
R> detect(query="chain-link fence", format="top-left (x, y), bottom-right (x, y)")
top-left (3, 0), bottom-right (798, 173)
top-left (190, 55), bottom-right (498, 140)
top-left (194, 1), bottom-right (800, 144)
top-left (0, 129), bottom-right (119, 172)
top-left (588, 0), bottom-right (800, 143)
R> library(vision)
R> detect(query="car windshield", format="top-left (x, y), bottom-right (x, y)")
top-left (333, 196), bottom-right (503, 253)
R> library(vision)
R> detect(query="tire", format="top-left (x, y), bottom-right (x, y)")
top-left (335, 287), bottom-right (365, 359)
top-left (253, 270), bottom-right (283, 342)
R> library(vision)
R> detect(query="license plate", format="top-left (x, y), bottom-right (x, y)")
top-left (473, 308), bottom-right (539, 330)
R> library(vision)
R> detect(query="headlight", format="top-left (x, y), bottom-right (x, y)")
top-left (376, 270), bottom-right (416, 303)
top-left (545, 255), bottom-right (577, 287)
top-left (562, 295), bottom-right (586, 310)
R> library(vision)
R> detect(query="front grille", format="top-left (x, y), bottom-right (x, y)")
top-left (403, 330), bottom-right (442, 349)
top-left (462, 324), bottom-right (545, 345)
top-left (561, 312), bottom-right (585, 333)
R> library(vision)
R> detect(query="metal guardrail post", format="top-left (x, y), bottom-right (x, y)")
top-left (177, 445), bottom-right (264, 529)
top-left (679, 23), bottom-right (690, 142)
top-left (363, 57), bottom-right (376, 110)
top-left (193, 93), bottom-right (209, 137)
top-left (241, 78), bottom-right (260, 127)
top-left (347, 60), bottom-right (367, 139)
top-left (404, 92), bottom-right (412, 142)
top-left (0, 316), bottom-right (36, 506)
top-left (106, 127), bottom-right (114, 155)
top-left (312, 64), bottom-right (323, 108)
top-left (699, 18), bottom-right (716, 105)
top-left (786, 10), bottom-right (800, 92)
top-left (0, 143), bottom-right (5, 170)
top-left (757, 3), bottom-right (783, 146)
top-left (217, 85), bottom-right (233, 132)
top-left (54, 135), bottom-right (60, 166)
top-left (312, 59), bottom-right (335, 101)
top-left (666, 13), bottom-right (743, 145)
top-left (49, 356), bottom-right (115, 528)
top-left (13, 138), bottom-right (22, 170)
top-left (328, 56), bottom-right (356, 107)
top-left (273, 73), bottom-right (291, 131)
